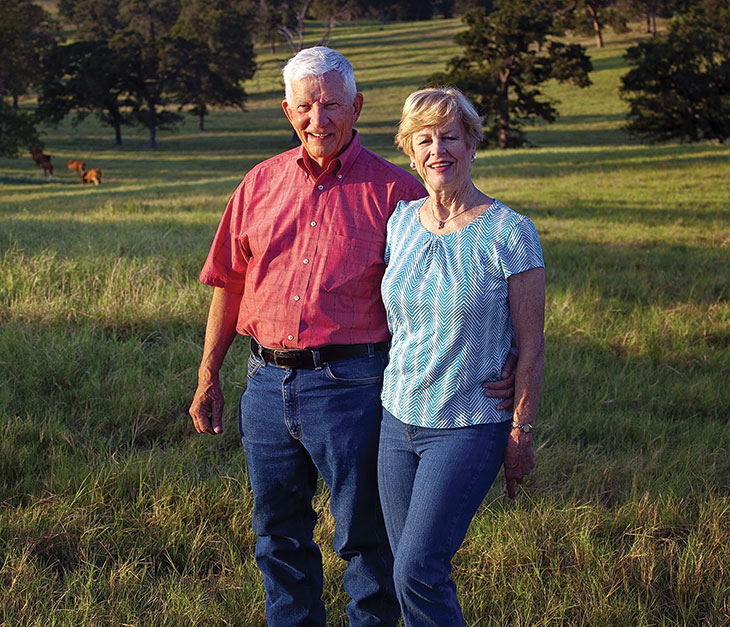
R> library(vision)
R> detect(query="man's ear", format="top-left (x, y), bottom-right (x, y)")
top-left (282, 99), bottom-right (294, 125)
top-left (352, 93), bottom-right (364, 124)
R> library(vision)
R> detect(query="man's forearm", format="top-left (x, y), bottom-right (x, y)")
top-left (198, 287), bottom-right (243, 382)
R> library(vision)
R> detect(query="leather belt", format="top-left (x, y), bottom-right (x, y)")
top-left (250, 337), bottom-right (389, 369)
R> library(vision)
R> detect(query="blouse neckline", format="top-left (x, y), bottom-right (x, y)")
top-left (415, 197), bottom-right (498, 237)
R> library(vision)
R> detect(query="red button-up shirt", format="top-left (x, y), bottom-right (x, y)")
top-left (200, 133), bottom-right (425, 349)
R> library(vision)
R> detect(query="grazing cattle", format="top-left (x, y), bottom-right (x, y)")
top-left (81, 168), bottom-right (102, 185)
top-left (30, 148), bottom-right (53, 177)
top-left (67, 159), bottom-right (86, 173)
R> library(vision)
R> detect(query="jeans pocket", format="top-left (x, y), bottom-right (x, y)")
top-left (324, 352), bottom-right (385, 385)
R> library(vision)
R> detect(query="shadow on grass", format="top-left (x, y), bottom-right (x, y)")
top-left (0, 175), bottom-right (79, 186)
top-left (475, 142), bottom-right (730, 175)
top-left (546, 113), bottom-right (626, 126)
top-left (590, 53), bottom-right (629, 73)
top-left (542, 236), bottom-right (730, 305)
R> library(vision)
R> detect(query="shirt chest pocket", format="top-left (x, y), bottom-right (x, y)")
top-left (320, 234), bottom-right (386, 294)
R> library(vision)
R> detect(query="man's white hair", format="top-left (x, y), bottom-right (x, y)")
top-left (283, 46), bottom-right (358, 105)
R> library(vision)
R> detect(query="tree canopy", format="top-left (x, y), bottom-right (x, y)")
top-left (0, 0), bottom-right (58, 156)
top-left (620, 7), bottom-right (730, 143)
top-left (0, 100), bottom-right (39, 158)
top-left (39, 0), bottom-right (256, 147)
top-left (429, 0), bottom-right (592, 148)
top-left (36, 40), bottom-right (134, 146)
top-left (0, 0), bottom-right (59, 102)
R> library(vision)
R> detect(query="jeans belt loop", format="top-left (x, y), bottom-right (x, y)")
top-left (367, 342), bottom-right (375, 357)
top-left (312, 349), bottom-right (322, 370)
top-left (251, 337), bottom-right (263, 362)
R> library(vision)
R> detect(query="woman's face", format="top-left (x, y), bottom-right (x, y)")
top-left (410, 119), bottom-right (473, 194)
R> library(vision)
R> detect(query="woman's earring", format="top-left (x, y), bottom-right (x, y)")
top-left (410, 161), bottom-right (416, 170)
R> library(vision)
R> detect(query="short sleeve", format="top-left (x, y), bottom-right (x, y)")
top-left (199, 180), bottom-right (251, 293)
top-left (500, 216), bottom-right (544, 278)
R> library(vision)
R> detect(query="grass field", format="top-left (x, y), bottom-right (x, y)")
top-left (1, 17), bottom-right (729, 626)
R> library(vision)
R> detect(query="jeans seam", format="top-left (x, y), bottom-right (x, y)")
top-left (428, 426), bottom-right (501, 625)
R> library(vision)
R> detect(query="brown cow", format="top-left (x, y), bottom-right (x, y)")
top-left (30, 148), bottom-right (53, 177)
top-left (67, 159), bottom-right (86, 173)
top-left (81, 168), bottom-right (102, 185)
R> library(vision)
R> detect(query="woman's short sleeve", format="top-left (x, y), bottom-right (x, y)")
top-left (500, 216), bottom-right (544, 279)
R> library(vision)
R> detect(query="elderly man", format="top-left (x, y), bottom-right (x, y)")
top-left (189, 47), bottom-right (514, 626)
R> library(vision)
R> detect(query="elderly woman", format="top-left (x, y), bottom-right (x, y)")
top-left (377, 87), bottom-right (545, 626)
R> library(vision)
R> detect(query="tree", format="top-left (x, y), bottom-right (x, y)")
top-left (616, 0), bottom-right (684, 37)
top-left (36, 41), bottom-right (134, 146)
top-left (620, 8), bottom-right (730, 143)
top-left (255, 0), bottom-right (289, 52)
top-left (57, 0), bottom-right (123, 39)
top-left (561, 0), bottom-right (628, 48)
top-left (52, 0), bottom-right (257, 147)
top-left (0, 0), bottom-right (59, 106)
top-left (110, 30), bottom-right (184, 149)
top-left (270, 0), bottom-right (361, 53)
top-left (453, 0), bottom-right (493, 13)
top-left (311, 0), bottom-right (362, 44)
top-left (430, 1), bottom-right (592, 148)
top-left (172, 0), bottom-right (256, 130)
top-left (0, 100), bottom-right (39, 157)
top-left (55, 0), bottom-right (182, 147)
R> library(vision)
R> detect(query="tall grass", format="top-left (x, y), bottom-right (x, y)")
top-left (1, 17), bottom-right (729, 626)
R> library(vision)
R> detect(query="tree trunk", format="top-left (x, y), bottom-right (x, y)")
top-left (199, 112), bottom-right (205, 132)
top-left (586, 2), bottom-right (604, 48)
top-left (320, 16), bottom-right (337, 47)
top-left (145, 98), bottom-right (158, 148)
top-left (498, 76), bottom-right (510, 149)
top-left (295, 0), bottom-right (313, 51)
top-left (108, 105), bottom-right (123, 146)
top-left (147, 104), bottom-right (157, 149)
top-left (686, 105), bottom-right (699, 142)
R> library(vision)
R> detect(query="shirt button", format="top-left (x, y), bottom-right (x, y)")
top-left (287, 334), bottom-right (294, 341)
top-left (317, 184), bottom-right (324, 190)
top-left (293, 295), bottom-right (300, 301)
top-left (337, 174), bottom-right (342, 179)
top-left (303, 258), bottom-right (309, 264)
top-left (310, 221), bottom-right (317, 227)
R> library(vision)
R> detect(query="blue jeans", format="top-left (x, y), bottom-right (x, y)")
top-left (377, 409), bottom-right (511, 627)
top-left (239, 348), bottom-right (399, 627)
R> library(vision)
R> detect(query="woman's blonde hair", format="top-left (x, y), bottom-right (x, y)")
top-left (395, 87), bottom-right (483, 158)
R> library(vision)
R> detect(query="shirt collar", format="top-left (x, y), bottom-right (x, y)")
top-left (296, 131), bottom-right (362, 180)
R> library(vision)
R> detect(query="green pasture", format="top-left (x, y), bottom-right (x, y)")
top-left (2, 17), bottom-right (729, 626)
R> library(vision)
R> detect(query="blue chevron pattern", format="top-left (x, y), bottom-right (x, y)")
top-left (381, 197), bottom-right (544, 429)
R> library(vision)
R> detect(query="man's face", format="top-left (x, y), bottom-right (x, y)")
top-left (282, 71), bottom-right (363, 170)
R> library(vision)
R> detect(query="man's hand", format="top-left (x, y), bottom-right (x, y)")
top-left (503, 431), bottom-right (535, 499)
top-left (189, 379), bottom-right (224, 435)
top-left (482, 349), bottom-right (517, 409)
